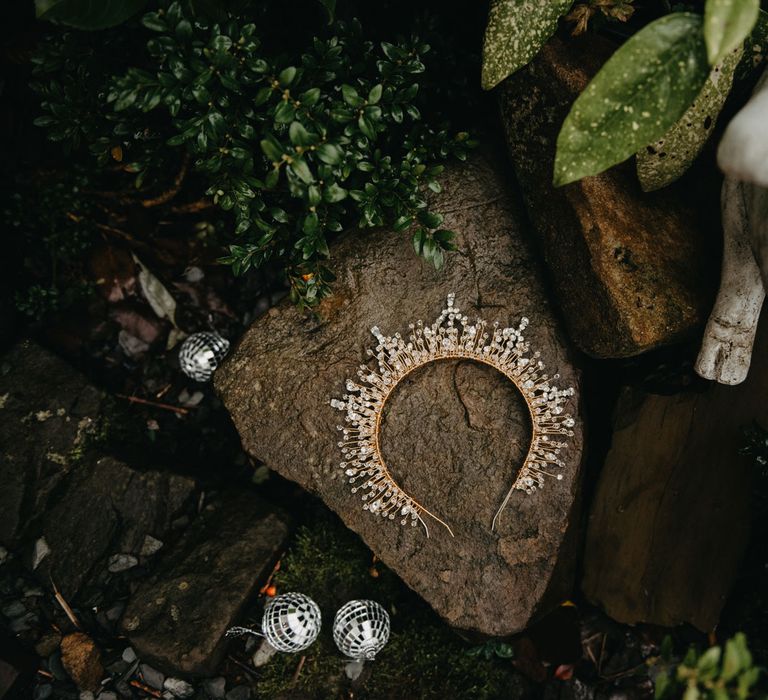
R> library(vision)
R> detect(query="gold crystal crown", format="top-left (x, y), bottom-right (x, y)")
top-left (330, 294), bottom-right (575, 537)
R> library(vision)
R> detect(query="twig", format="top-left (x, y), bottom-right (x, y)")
top-left (291, 655), bottom-right (306, 683)
top-left (116, 394), bottom-right (189, 415)
top-left (50, 577), bottom-right (81, 629)
top-left (597, 633), bottom-right (607, 677)
top-left (141, 155), bottom-right (189, 208)
top-left (259, 556), bottom-right (283, 595)
top-left (155, 383), bottom-right (172, 400)
top-left (227, 655), bottom-right (258, 678)
top-left (37, 669), bottom-right (54, 679)
top-left (169, 199), bottom-right (215, 215)
top-left (95, 222), bottom-right (135, 243)
top-left (130, 680), bottom-right (162, 698)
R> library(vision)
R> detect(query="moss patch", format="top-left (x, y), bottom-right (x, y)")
top-left (246, 505), bottom-right (531, 699)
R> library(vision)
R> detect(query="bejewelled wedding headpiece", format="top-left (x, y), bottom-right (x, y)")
top-left (330, 294), bottom-right (575, 538)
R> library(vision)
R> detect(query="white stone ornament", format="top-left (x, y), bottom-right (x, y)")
top-left (330, 294), bottom-right (576, 537)
top-left (333, 600), bottom-right (390, 661)
top-left (225, 592), bottom-right (322, 654)
top-left (178, 331), bottom-right (230, 382)
top-left (261, 592), bottom-right (322, 653)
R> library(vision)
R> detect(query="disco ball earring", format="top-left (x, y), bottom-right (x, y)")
top-left (226, 592), bottom-right (322, 653)
top-left (330, 293), bottom-right (576, 537)
top-left (178, 331), bottom-right (230, 382)
top-left (332, 599), bottom-right (390, 661)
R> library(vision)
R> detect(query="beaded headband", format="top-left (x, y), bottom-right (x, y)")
top-left (330, 294), bottom-right (576, 538)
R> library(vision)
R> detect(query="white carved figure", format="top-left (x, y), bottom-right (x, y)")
top-left (695, 67), bottom-right (768, 385)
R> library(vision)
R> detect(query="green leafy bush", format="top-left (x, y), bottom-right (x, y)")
top-left (655, 633), bottom-right (762, 700)
top-left (30, 1), bottom-right (475, 308)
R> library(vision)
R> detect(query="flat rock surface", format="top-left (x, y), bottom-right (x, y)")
top-left (122, 491), bottom-right (290, 675)
top-left (582, 313), bottom-right (768, 630)
top-left (499, 36), bottom-right (719, 359)
top-left (0, 340), bottom-right (106, 545)
top-left (215, 152), bottom-right (585, 636)
top-left (38, 456), bottom-right (195, 599)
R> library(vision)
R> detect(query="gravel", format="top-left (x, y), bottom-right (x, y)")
top-left (163, 678), bottom-right (195, 698)
top-left (107, 554), bottom-right (139, 573)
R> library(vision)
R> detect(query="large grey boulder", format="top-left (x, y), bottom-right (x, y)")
top-left (215, 152), bottom-right (585, 636)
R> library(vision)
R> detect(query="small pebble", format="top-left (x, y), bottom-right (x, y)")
top-left (344, 659), bottom-right (365, 681)
top-left (79, 692), bottom-right (95, 700)
top-left (121, 647), bottom-right (137, 663)
top-left (140, 663), bottom-right (165, 690)
top-left (32, 538), bottom-right (50, 569)
top-left (47, 650), bottom-right (67, 680)
top-left (225, 686), bottom-right (251, 700)
top-left (163, 678), bottom-right (194, 698)
top-left (33, 684), bottom-right (53, 700)
top-left (2, 600), bottom-right (26, 618)
top-left (9, 611), bottom-right (37, 632)
top-left (203, 677), bottom-right (226, 699)
top-left (97, 692), bottom-right (117, 700)
top-left (251, 638), bottom-right (277, 667)
top-left (107, 554), bottom-right (138, 573)
top-left (114, 679), bottom-right (133, 699)
top-left (105, 603), bottom-right (125, 622)
top-left (140, 535), bottom-right (164, 557)
top-left (35, 631), bottom-right (61, 658)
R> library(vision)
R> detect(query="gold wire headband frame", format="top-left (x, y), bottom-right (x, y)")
top-left (330, 294), bottom-right (576, 538)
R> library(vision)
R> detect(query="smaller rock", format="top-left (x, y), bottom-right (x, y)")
top-left (140, 536), bottom-right (163, 557)
top-left (34, 632), bottom-right (62, 658)
top-left (33, 683), bottom-right (53, 699)
top-left (61, 633), bottom-right (104, 692)
top-left (114, 679), bottom-right (133, 698)
top-left (104, 660), bottom-right (128, 676)
top-left (344, 660), bottom-right (365, 681)
top-left (251, 639), bottom-right (277, 668)
top-left (121, 647), bottom-right (137, 664)
top-left (8, 612), bottom-right (37, 632)
top-left (203, 677), bottom-right (226, 699)
top-left (31, 538), bottom-right (50, 569)
top-left (47, 650), bottom-right (67, 681)
top-left (164, 678), bottom-right (194, 698)
top-left (105, 603), bottom-right (125, 622)
top-left (225, 686), bottom-right (251, 700)
top-left (2, 600), bottom-right (26, 618)
top-left (107, 554), bottom-right (138, 574)
top-left (79, 692), bottom-right (95, 700)
top-left (97, 692), bottom-right (117, 700)
top-left (140, 663), bottom-right (165, 690)
top-left (24, 586), bottom-right (45, 598)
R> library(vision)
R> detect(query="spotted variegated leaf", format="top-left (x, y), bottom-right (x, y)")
top-left (481, 0), bottom-right (573, 91)
top-left (554, 13), bottom-right (709, 186)
top-left (637, 46), bottom-right (742, 192)
top-left (704, 0), bottom-right (760, 65)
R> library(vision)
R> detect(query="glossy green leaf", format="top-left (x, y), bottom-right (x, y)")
top-left (637, 46), bottom-right (741, 191)
top-left (704, 0), bottom-right (760, 64)
top-left (289, 158), bottom-right (313, 184)
top-left (35, 0), bottom-right (148, 29)
top-left (316, 143), bottom-right (342, 165)
top-left (481, 0), bottom-right (573, 90)
top-left (260, 136), bottom-right (282, 162)
top-left (554, 13), bottom-right (709, 186)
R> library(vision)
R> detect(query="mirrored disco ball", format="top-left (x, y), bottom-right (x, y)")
top-left (178, 332), bottom-right (230, 382)
top-left (262, 593), bottom-right (322, 653)
top-left (332, 599), bottom-right (390, 660)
